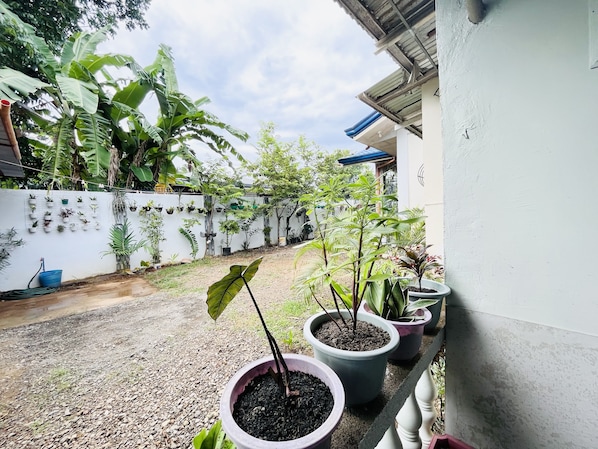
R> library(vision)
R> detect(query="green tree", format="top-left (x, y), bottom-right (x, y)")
top-left (245, 122), bottom-right (365, 243)
top-left (0, 0), bottom-right (150, 75)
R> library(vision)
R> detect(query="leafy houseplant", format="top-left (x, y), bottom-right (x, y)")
top-left (101, 218), bottom-right (146, 272)
top-left (393, 244), bottom-right (451, 332)
top-left (296, 175), bottom-right (415, 404)
top-left (206, 258), bottom-right (344, 448)
top-left (362, 277), bottom-right (437, 361)
top-left (139, 209), bottom-right (165, 265)
top-left (219, 218), bottom-right (240, 256)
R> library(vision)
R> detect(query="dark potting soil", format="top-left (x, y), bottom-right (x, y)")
top-left (407, 286), bottom-right (437, 294)
top-left (233, 370), bottom-right (334, 441)
top-left (313, 319), bottom-right (390, 351)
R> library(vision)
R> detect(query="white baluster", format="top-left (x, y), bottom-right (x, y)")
top-left (374, 421), bottom-right (403, 449)
top-left (396, 391), bottom-right (422, 449)
top-left (415, 365), bottom-right (438, 449)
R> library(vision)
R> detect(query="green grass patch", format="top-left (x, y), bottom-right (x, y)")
top-left (144, 260), bottom-right (209, 294)
top-left (262, 298), bottom-right (320, 353)
top-left (49, 367), bottom-right (74, 392)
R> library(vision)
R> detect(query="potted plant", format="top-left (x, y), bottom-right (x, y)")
top-left (219, 218), bottom-right (240, 256)
top-left (29, 220), bottom-right (39, 233)
top-left (129, 201), bottom-right (138, 212)
top-left (57, 224), bottom-right (65, 233)
top-left (393, 244), bottom-right (451, 332)
top-left (45, 195), bottom-right (54, 208)
top-left (28, 193), bottom-right (36, 205)
top-left (101, 219), bottom-right (146, 272)
top-left (59, 207), bottom-right (74, 223)
top-left (76, 196), bottom-right (84, 207)
top-left (154, 203), bottom-right (163, 213)
top-left (29, 204), bottom-right (37, 219)
top-left (176, 204), bottom-right (184, 212)
top-left (61, 198), bottom-right (69, 205)
top-left (362, 277), bottom-right (437, 361)
top-left (296, 175), bottom-right (414, 405)
top-left (206, 258), bottom-right (345, 448)
top-left (166, 206), bottom-right (174, 215)
top-left (186, 200), bottom-right (196, 213)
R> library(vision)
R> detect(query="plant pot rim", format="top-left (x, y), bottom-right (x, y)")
top-left (304, 310), bottom-right (400, 361)
top-left (220, 353), bottom-right (345, 448)
top-left (362, 303), bottom-right (432, 327)
top-left (403, 278), bottom-right (451, 297)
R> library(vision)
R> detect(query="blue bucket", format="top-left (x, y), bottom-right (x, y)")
top-left (39, 269), bottom-right (62, 288)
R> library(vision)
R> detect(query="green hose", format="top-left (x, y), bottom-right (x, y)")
top-left (0, 259), bottom-right (58, 301)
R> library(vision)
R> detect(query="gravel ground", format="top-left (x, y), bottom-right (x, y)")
top-left (0, 246), bottom-right (309, 448)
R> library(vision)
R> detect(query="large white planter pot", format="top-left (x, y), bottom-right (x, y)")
top-left (304, 310), bottom-right (400, 406)
top-left (406, 279), bottom-right (451, 332)
top-left (220, 354), bottom-right (345, 449)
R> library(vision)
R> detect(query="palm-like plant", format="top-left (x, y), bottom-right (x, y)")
top-left (101, 219), bottom-right (145, 272)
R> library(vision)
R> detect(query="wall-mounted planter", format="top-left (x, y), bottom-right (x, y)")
top-left (61, 199), bottom-right (69, 205)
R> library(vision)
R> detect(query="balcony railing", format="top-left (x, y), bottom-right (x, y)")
top-left (331, 312), bottom-right (445, 449)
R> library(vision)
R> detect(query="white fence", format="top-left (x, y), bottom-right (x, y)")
top-left (0, 189), bottom-right (308, 292)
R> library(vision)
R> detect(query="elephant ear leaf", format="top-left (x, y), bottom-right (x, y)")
top-left (206, 258), bottom-right (262, 320)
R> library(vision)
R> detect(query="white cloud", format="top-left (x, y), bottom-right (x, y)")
top-left (99, 0), bottom-right (398, 160)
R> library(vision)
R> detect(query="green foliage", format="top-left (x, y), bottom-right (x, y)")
top-left (101, 219), bottom-right (145, 272)
top-left (206, 258), bottom-right (293, 397)
top-left (396, 244), bottom-right (440, 290)
top-left (178, 224), bottom-right (199, 260)
top-left (294, 174), bottom-right (424, 332)
top-left (193, 420), bottom-right (235, 449)
top-left (363, 277), bottom-right (438, 321)
top-left (0, 227), bottom-right (25, 272)
top-left (219, 219), bottom-right (240, 248)
top-left (140, 210), bottom-right (165, 264)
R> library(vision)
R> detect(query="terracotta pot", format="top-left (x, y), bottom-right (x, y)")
top-left (220, 354), bottom-right (345, 449)
top-left (429, 434), bottom-right (475, 449)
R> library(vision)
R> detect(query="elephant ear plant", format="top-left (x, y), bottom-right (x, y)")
top-left (207, 257), bottom-right (294, 396)
top-left (206, 258), bottom-right (344, 445)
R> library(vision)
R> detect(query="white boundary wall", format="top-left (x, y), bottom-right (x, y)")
top-left (0, 189), bottom-right (304, 291)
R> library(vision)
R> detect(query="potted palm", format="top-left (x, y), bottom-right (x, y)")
top-left (394, 244), bottom-right (450, 332)
top-left (101, 219), bottom-right (146, 272)
top-left (206, 258), bottom-right (345, 448)
top-left (296, 175), bottom-right (419, 405)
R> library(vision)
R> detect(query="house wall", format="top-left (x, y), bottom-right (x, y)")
top-left (421, 77), bottom-right (444, 258)
top-left (0, 190), bottom-right (283, 292)
top-left (395, 127), bottom-right (424, 211)
top-left (437, 1), bottom-right (598, 448)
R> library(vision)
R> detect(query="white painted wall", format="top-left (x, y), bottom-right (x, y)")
top-left (0, 190), bottom-right (296, 291)
top-left (440, 0), bottom-right (598, 335)
top-left (395, 127), bottom-right (424, 211)
top-left (438, 0), bottom-right (598, 447)
top-left (421, 78), bottom-right (444, 258)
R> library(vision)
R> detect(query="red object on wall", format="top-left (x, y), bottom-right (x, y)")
top-left (429, 434), bottom-right (476, 449)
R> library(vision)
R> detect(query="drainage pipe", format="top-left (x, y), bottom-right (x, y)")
top-left (466, 0), bottom-right (485, 24)
top-left (0, 99), bottom-right (22, 160)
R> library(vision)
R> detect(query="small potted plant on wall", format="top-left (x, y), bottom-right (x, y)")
top-left (45, 195), bottom-right (54, 208)
top-left (29, 220), bottom-right (39, 233)
top-left (206, 258), bottom-right (345, 448)
top-left (59, 207), bottom-right (74, 223)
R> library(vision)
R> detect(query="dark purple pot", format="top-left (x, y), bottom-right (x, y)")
top-left (363, 304), bottom-right (431, 362)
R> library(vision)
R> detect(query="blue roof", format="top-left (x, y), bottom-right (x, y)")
top-left (344, 111), bottom-right (382, 138)
top-left (338, 147), bottom-right (393, 166)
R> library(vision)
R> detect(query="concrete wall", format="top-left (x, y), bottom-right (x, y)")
top-left (437, 0), bottom-right (598, 447)
top-left (0, 190), bottom-right (295, 292)
top-left (421, 77), bottom-right (444, 258)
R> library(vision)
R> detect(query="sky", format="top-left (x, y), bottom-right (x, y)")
top-left (98, 0), bottom-right (398, 162)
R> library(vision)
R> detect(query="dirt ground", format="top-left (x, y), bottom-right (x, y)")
top-left (0, 245), bottom-right (314, 448)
